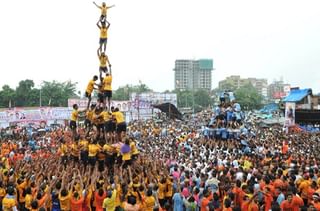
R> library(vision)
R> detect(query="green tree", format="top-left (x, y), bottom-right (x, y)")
top-left (234, 83), bottom-right (263, 110)
top-left (15, 79), bottom-right (36, 107)
top-left (219, 81), bottom-right (238, 92)
top-left (0, 85), bottom-right (16, 108)
top-left (174, 90), bottom-right (193, 108)
top-left (41, 80), bottom-right (78, 107)
top-left (112, 83), bottom-right (152, 101)
top-left (112, 85), bottom-right (131, 101)
top-left (194, 89), bottom-right (212, 108)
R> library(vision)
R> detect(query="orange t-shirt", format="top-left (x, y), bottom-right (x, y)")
top-left (94, 191), bottom-right (106, 211)
top-left (292, 196), bottom-right (304, 211)
top-left (264, 193), bottom-right (273, 211)
top-left (70, 196), bottom-right (84, 211)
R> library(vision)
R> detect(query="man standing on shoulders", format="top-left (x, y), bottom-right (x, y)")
top-left (103, 71), bottom-right (112, 110)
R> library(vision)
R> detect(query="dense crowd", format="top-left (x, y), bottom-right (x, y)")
top-left (0, 105), bottom-right (320, 211)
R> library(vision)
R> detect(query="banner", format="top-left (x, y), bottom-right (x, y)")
top-left (68, 99), bottom-right (131, 112)
top-left (284, 102), bottom-right (295, 127)
top-left (0, 107), bottom-right (72, 124)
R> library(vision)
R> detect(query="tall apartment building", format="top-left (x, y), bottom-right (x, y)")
top-left (218, 75), bottom-right (268, 97)
top-left (174, 59), bottom-right (213, 91)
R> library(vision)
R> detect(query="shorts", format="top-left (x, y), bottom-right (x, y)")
top-left (61, 155), bottom-right (68, 164)
top-left (105, 120), bottom-right (115, 132)
top-left (100, 38), bottom-right (107, 45)
top-left (131, 154), bottom-right (139, 161)
top-left (100, 66), bottom-right (108, 73)
top-left (97, 124), bottom-right (105, 132)
top-left (122, 159), bottom-right (132, 168)
top-left (71, 155), bottom-right (79, 162)
top-left (85, 91), bottom-right (92, 98)
top-left (104, 90), bottom-right (112, 98)
top-left (116, 122), bottom-right (127, 133)
top-left (80, 151), bottom-right (88, 165)
top-left (98, 159), bottom-right (105, 172)
top-left (216, 114), bottom-right (224, 121)
top-left (69, 120), bottom-right (77, 130)
top-left (88, 156), bottom-right (96, 166)
top-left (98, 93), bottom-right (104, 102)
top-left (159, 199), bottom-right (167, 208)
top-left (105, 153), bottom-right (116, 167)
top-left (84, 119), bottom-right (92, 128)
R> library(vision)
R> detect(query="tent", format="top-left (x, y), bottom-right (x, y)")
top-left (152, 103), bottom-right (183, 120)
top-left (282, 89), bottom-right (312, 102)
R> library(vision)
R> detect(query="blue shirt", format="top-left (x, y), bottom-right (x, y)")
top-left (173, 193), bottom-right (184, 211)
top-left (277, 193), bottom-right (285, 205)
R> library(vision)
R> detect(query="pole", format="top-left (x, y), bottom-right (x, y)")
top-left (40, 88), bottom-right (42, 107)
top-left (192, 89), bottom-right (195, 114)
top-left (137, 93), bottom-right (140, 120)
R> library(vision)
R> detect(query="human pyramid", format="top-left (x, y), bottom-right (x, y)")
top-left (86, 1), bottom-right (115, 111)
top-left (69, 1), bottom-right (128, 143)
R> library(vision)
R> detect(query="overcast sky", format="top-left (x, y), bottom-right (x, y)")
top-left (0, 0), bottom-right (319, 94)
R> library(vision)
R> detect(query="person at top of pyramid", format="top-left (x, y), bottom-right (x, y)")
top-left (93, 1), bottom-right (115, 23)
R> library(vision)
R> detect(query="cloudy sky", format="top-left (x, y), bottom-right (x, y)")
top-left (0, 0), bottom-right (319, 93)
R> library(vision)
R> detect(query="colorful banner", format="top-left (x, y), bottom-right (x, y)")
top-left (67, 99), bottom-right (131, 112)
top-left (284, 102), bottom-right (295, 127)
top-left (0, 107), bottom-right (72, 123)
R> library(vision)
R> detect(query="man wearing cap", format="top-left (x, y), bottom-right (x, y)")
top-left (312, 192), bottom-right (320, 210)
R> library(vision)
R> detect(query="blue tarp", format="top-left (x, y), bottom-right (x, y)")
top-left (259, 103), bottom-right (279, 113)
top-left (282, 89), bottom-right (312, 102)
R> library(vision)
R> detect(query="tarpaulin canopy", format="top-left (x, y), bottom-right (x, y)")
top-left (152, 103), bottom-right (183, 120)
top-left (282, 89), bottom-right (312, 102)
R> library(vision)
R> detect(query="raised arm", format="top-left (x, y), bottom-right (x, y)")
top-left (97, 20), bottom-right (101, 29)
top-left (93, 1), bottom-right (100, 8)
top-left (107, 5), bottom-right (115, 9)
top-left (106, 21), bottom-right (111, 29)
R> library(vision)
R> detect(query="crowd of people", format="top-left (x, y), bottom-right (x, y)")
top-left (1, 103), bottom-right (320, 211)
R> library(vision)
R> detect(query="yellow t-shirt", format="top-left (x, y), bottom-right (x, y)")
top-left (99, 55), bottom-right (108, 67)
top-left (60, 144), bottom-right (68, 156)
top-left (103, 76), bottom-right (112, 91)
top-left (18, 180), bottom-right (28, 203)
top-left (86, 80), bottom-right (95, 94)
top-left (25, 194), bottom-right (33, 210)
top-left (144, 196), bottom-right (155, 211)
top-left (130, 142), bottom-right (139, 155)
top-left (71, 143), bottom-right (80, 157)
top-left (158, 182), bottom-right (166, 199)
top-left (114, 111), bottom-right (124, 124)
top-left (165, 180), bottom-right (173, 197)
top-left (0, 187), bottom-right (6, 198)
top-left (79, 140), bottom-right (89, 151)
top-left (88, 144), bottom-right (100, 157)
top-left (122, 151), bottom-right (131, 161)
top-left (70, 110), bottom-right (78, 121)
top-left (101, 111), bottom-right (111, 122)
top-left (103, 144), bottom-right (114, 154)
top-left (86, 110), bottom-right (94, 121)
top-left (2, 196), bottom-right (17, 211)
top-left (103, 189), bottom-right (116, 211)
top-left (59, 192), bottom-right (72, 211)
top-left (100, 27), bottom-right (108, 39)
